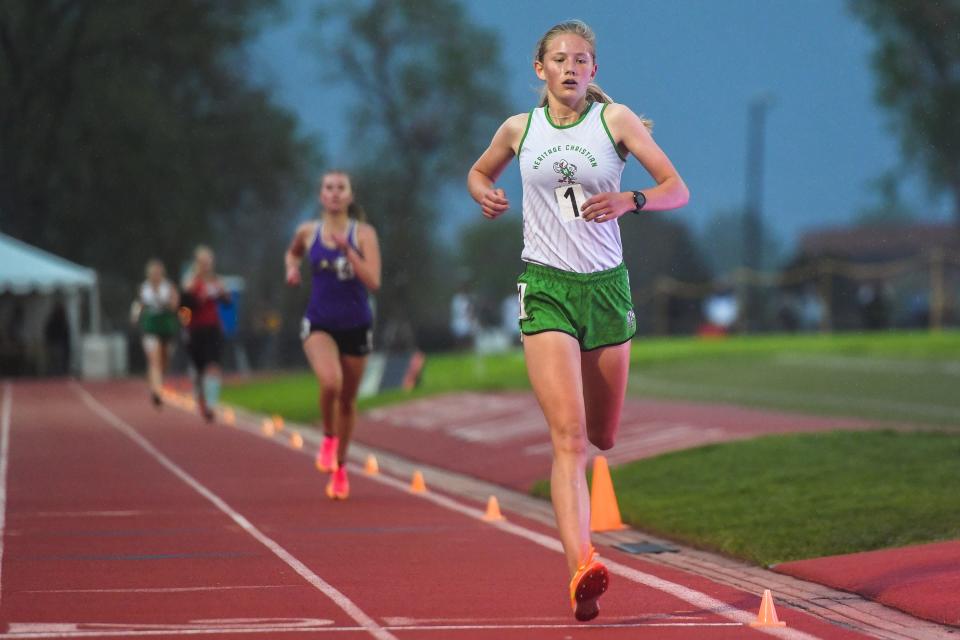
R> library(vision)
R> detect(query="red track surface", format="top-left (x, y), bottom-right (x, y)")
top-left (0, 380), bottom-right (874, 639)
top-left (776, 542), bottom-right (960, 627)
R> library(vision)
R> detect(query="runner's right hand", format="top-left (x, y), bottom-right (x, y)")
top-left (286, 265), bottom-right (301, 286)
top-left (481, 188), bottom-right (510, 219)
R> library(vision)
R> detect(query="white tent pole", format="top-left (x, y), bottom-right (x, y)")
top-left (89, 276), bottom-right (101, 334)
top-left (66, 289), bottom-right (82, 375)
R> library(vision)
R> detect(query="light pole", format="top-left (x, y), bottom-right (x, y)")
top-left (742, 93), bottom-right (774, 331)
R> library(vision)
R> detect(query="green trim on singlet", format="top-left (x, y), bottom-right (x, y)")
top-left (544, 101), bottom-right (594, 129)
top-left (600, 103), bottom-right (628, 162)
top-left (516, 109), bottom-right (535, 162)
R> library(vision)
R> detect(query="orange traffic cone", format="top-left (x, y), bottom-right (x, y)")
top-left (261, 418), bottom-right (275, 436)
top-left (410, 470), bottom-right (427, 493)
top-left (272, 414), bottom-right (284, 431)
top-left (749, 589), bottom-right (786, 627)
top-left (364, 454), bottom-right (379, 475)
top-left (289, 431), bottom-right (303, 449)
top-left (482, 495), bottom-right (506, 522)
top-left (589, 456), bottom-right (627, 532)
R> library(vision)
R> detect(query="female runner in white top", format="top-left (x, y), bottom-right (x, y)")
top-left (467, 20), bottom-right (689, 621)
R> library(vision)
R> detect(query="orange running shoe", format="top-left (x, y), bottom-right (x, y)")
top-left (569, 546), bottom-right (608, 622)
top-left (315, 435), bottom-right (339, 472)
top-left (325, 466), bottom-right (349, 500)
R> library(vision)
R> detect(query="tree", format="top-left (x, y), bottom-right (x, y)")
top-left (850, 0), bottom-right (960, 225)
top-left (0, 1), bottom-right (316, 324)
top-left (311, 0), bottom-right (509, 346)
top-left (854, 171), bottom-right (918, 227)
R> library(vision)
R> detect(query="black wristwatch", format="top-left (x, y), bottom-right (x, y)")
top-left (631, 190), bottom-right (647, 213)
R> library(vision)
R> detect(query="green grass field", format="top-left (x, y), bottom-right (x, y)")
top-left (627, 331), bottom-right (960, 426)
top-left (224, 330), bottom-right (960, 427)
top-left (534, 430), bottom-right (960, 566)
top-left (222, 349), bottom-right (530, 424)
top-left (223, 330), bottom-right (960, 565)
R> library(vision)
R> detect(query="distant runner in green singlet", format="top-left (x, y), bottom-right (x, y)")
top-left (132, 259), bottom-right (180, 408)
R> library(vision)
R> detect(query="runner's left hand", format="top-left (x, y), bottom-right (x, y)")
top-left (581, 191), bottom-right (634, 223)
top-left (331, 233), bottom-right (350, 252)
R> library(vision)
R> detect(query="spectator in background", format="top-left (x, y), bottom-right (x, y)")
top-left (859, 282), bottom-right (890, 330)
top-left (799, 285), bottom-right (825, 331)
top-left (1, 300), bottom-right (26, 375)
top-left (501, 291), bottom-right (521, 341)
top-left (44, 299), bottom-right (71, 375)
top-left (450, 283), bottom-right (477, 349)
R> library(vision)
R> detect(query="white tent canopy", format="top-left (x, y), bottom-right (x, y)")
top-left (0, 232), bottom-right (101, 374)
top-left (0, 232), bottom-right (97, 295)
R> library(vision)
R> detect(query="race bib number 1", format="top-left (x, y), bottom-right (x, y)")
top-left (555, 183), bottom-right (586, 223)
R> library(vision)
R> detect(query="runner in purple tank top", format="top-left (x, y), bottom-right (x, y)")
top-left (285, 170), bottom-right (382, 500)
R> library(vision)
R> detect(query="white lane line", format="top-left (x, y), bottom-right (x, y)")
top-left (21, 585), bottom-right (299, 594)
top-left (225, 413), bottom-right (827, 640)
top-left (70, 383), bottom-right (396, 640)
top-left (1, 621), bottom-right (345, 638)
top-left (16, 510), bottom-right (152, 518)
top-left (168, 400), bottom-right (830, 640)
top-left (367, 472), bottom-right (802, 632)
top-left (381, 612), bottom-right (709, 624)
top-left (364, 476), bottom-right (823, 640)
top-left (388, 622), bottom-right (742, 629)
top-left (0, 620), bottom-right (744, 638)
top-left (0, 382), bottom-right (12, 611)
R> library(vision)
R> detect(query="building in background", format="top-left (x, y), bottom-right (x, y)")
top-left (785, 223), bottom-right (960, 331)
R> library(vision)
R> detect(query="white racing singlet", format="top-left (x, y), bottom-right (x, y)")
top-left (518, 101), bottom-right (627, 273)
top-left (139, 280), bottom-right (175, 312)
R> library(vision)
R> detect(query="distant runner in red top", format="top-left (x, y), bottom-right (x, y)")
top-left (181, 245), bottom-right (231, 422)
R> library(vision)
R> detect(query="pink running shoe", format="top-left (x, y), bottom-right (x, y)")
top-left (325, 466), bottom-right (349, 500)
top-left (315, 435), bottom-right (339, 472)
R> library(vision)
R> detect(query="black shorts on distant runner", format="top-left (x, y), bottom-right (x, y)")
top-left (187, 326), bottom-right (223, 371)
top-left (301, 319), bottom-right (373, 357)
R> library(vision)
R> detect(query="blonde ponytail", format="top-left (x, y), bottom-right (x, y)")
top-left (347, 202), bottom-right (367, 222)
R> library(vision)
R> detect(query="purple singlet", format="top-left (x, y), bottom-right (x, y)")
top-left (304, 221), bottom-right (373, 330)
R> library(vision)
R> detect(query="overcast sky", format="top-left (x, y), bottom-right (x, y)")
top-left (251, 0), bottom-right (953, 252)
